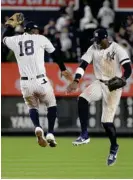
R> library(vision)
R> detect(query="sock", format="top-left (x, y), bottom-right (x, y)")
top-left (102, 122), bottom-right (118, 149)
top-left (29, 108), bottom-right (40, 127)
top-left (47, 106), bottom-right (57, 134)
top-left (78, 97), bottom-right (89, 137)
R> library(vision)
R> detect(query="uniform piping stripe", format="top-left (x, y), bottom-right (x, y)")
top-left (120, 58), bottom-right (130, 64)
top-left (121, 60), bottom-right (130, 65)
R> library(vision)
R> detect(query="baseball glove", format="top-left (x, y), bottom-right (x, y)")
top-left (5, 13), bottom-right (24, 28)
top-left (107, 76), bottom-right (126, 91)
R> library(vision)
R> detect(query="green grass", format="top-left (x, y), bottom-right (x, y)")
top-left (1, 137), bottom-right (133, 179)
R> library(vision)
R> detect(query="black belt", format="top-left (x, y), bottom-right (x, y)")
top-left (99, 79), bottom-right (108, 85)
top-left (21, 74), bottom-right (44, 80)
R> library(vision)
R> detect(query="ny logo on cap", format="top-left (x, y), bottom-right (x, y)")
top-left (34, 25), bottom-right (38, 28)
top-left (95, 33), bottom-right (98, 37)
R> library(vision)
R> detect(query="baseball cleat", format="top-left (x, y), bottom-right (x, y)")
top-left (35, 127), bottom-right (47, 147)
top-left (46, 133), bottom-right (57, 147)
top-left (72, 136), bottom-right (90, 146)
top-left (107, 144), bottom-right (119, 166)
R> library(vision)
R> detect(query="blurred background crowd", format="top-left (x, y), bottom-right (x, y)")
top-left (1, 0), bottom-right (133, 63)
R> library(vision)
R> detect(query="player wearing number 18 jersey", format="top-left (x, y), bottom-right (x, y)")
top-left (3, 16), bottom-right (72, 148)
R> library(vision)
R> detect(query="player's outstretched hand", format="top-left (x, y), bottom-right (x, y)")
top-left (67, 80), bottom-right (78, 93)
top-left (5, 13), bottom-right (24, 28)
top-left (61, 70), bottom-right (73, 82)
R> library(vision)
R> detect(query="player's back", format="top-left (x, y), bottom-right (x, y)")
top-left (5, 33), bottom-right (54, 77)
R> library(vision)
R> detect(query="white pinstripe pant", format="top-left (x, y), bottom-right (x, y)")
top-left (20, 76), bottom-right (56, 110)
top-left (80, 80), bottom-right (122, 123)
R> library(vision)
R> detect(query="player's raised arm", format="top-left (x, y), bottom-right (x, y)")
top-left (2, 13), bottom-right (24, 49)
top-left (42, 36), bottom-right (73, 82)
top-left (2, 26), bottom-right (14, 39)
top-left (2, 13), bottom-right (24, 39)
top-left (67, 47), bottom-right (93, 93)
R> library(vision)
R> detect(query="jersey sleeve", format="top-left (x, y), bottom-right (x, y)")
top-left (41, 36), bottom-right (55, 53)
top-left (115, 43), bottom-right (131, 65)
top-left (3, 36), bottom-right (14, 51)
top-left (81, 46), bottom-right (93, 64)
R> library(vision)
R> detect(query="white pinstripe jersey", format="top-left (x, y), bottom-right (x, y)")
top-left (81, 42), bottom-right (130, 80)
top-left (3, 33), bottom-right (55, 77)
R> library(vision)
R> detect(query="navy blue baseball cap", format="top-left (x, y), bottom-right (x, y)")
top-left (24, 21), bottom-right (39, 32)
top-left (91, 28), bottom-right (108, 43)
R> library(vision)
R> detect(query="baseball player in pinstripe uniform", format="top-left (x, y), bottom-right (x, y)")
top-left (3, 13), bottom-right (72, 148)
top-left (67, 28), bottom-right (132, 166)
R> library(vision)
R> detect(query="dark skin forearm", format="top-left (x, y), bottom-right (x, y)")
top-left (122, 62), bottom-right (132, 80)
top-left (2, 26), bottom-right (14, 40)
top-left (50, 49), bottom-right (66, 71)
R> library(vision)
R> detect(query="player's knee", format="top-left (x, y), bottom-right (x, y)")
top-left (79, 92), bottom-right (92, 103)
top-left (24, 97), bottom-right (39, 109)
top-left (101, 114), bottom-right (114, 123)
top-left (25, 103), bottom-right (39, 110)
top-left (101, 117), bottom-right (114, 124)
top-left (79, 93), bottom-right (89, 101)
top-left (47, 100), bottom-right (56, 108)
top-left (27, 106), bottom-right (39, 111)
top-left (78, 96), bottom-right (88, 108)
top-left (45, 94), bottom-right (56, 108)
top-left (102, 122), bottom-right (113, 128)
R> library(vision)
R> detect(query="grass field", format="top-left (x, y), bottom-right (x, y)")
top-left (1, 137), bottom-right (133, 179)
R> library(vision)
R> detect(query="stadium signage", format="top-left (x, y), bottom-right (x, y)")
top-left (1, 96), bottom-right (133, 133)
top-left (114, 0), bottom-right (133, 11)
top-left (10, 102), bottom-right (55, 129)
top-left (1, 0), bottom-right (79, 10)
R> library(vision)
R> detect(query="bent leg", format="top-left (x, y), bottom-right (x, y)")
top-left (79, 80), bottom-right (102, 136)
top-left (72, 81), bottom-right (102, 145)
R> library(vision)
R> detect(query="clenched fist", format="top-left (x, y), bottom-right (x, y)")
top-left (61, 70), bottom-right (73, 82)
